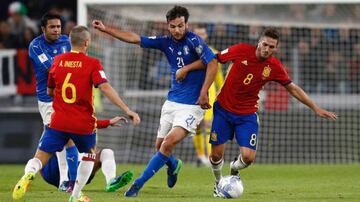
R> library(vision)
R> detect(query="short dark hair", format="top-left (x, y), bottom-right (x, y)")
top-left (40, 12), bottom-right (62, 27)
top-left (166, 6), bottom-right (189, 23)
top-left (260, 27), bottom-right (280, 41)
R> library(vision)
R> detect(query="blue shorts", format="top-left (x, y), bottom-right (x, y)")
top-left (38, 127), bottom-right (96, 153)
top-left (209, 102), bottom-right (259, 150)
top-left (40, 155), bottom-right (60, 187)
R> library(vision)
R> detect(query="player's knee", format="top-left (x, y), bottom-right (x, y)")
top-left (161, 141), bottom-right (174, 154)
top-left (155, 142), bottom-right (162, 151)
top-left (241, 155), bottom-right (255, 165)
top-left (160, 139), bottom-right (175, 155)
top-left (155, 138), bottom-right (163, 151)
top-left (210, 153), bottom-right (222, 163)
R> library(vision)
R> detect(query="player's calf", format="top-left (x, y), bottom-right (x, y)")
top-left (71, 153), bottom-right (95, 200)
top-left (230, 155), bottom-right (251, 176)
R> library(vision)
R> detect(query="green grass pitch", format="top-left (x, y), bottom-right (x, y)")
top-left (1, 164), bottom-right (359, 201)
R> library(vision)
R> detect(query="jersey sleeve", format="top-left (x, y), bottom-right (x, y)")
top-left (217, 43), bottom-right (245, 64)
top-left (189, 35), bottom-right (215, 65)
top-left (96, 119), bottom-right (110, 129)
top-left (28, 42), bottom-right (53, 70)
top-left (91, 59), bottom-right (108, 87)
top-left (140, 35), bottom-right (165, 51)
top-left (272, 59), bottom-right (292, 86)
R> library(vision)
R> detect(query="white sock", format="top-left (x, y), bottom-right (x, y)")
top-left (56, 149), bottom-right (69, 183)
top-left (100, 149), bottom-right (116, 184)
top-left (24, 158), bottom-right (42, 174)
top-left (72, 154), bottom-right (95, 199)
top-left (232, 155), bottom-right (249, 170)
top-left (210, 158), bottom-right (223, 183)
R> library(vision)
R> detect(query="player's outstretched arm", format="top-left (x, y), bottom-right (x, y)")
top-left (96, 116), bottom-right (128, 129)
top-left (285, 83), bottom-right (337, 120)
top-left (98, 83), bottom-right (141, 125)
top-left (197, 58), bottom-right (219, 109)
top-left (176, 59), bottom-right (205, 82)
top-left (92, 20), bottom-right (141, 45)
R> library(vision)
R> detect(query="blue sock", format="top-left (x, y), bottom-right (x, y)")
top-left (135, 152), bottom-right (168, 187)
top-left (66, 146), bottom-right (79, 181)
top-left (166, 155), bottom-right (177, 170)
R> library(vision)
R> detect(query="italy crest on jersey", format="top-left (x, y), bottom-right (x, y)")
top-left (262, 65), bottom-right (271, 79)
top-left (195, 45), bottom-right (203, 55)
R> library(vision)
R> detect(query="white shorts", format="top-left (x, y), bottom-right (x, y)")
top-left (38, 101), bottom-right (53, 125)
top-left (157, 100), bottom-right (205, 138)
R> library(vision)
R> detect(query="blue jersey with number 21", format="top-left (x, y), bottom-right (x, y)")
top-left (141, 31), bottom-right (215, 105)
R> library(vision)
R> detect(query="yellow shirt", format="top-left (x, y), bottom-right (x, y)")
top-left (204, 46), bottom-right (224, 121)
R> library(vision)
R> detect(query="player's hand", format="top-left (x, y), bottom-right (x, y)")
top-left (92, 20), bottom-right (106, 32)
top-left (176, 68), bottom-right (188, 82)
top-left (126, 110), bottom-right (141, 125)
top-left (315, 108), bottom-right (337, 120)
top-left (109, 116), bottom-right (128, 127)
top-left (196, 92), bottom-right (211, 109)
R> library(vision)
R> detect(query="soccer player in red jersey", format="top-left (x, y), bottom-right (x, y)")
top-left (176, 27), bottom-right (338, 197)
top-left (204, 28), bottom-right (337, 197)
top-left (12, 26), bottom-right (140, 202)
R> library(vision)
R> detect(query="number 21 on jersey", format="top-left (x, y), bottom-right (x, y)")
top-left (177, 57), bottom-right (184, 68)
top-left (62, 73), bottom-right (76, 103)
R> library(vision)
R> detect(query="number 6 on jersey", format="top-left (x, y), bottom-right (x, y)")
top-left (62, 73), bottom-right (76, 103)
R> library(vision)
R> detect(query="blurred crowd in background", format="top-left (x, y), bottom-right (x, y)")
top-left (0, 0), bottom-right (76, 49)
top-left (0, 2), bottom-right (359, 96)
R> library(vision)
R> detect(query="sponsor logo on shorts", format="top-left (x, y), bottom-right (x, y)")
top-left (185, 115), bottom-right (195, 127)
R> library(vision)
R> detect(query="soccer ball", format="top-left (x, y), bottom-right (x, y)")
top-left (217, 175), bottom-right (244, 198)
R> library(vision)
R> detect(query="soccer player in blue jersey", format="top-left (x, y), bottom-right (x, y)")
top-left (93, 5), bottom-right (218, 197)
top-left (28, 12), bottom-right (77, 191)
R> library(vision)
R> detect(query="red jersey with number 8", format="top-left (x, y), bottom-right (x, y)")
top-left (48, 51), bottom-right (107, 134)
top-left (216, 43), bottom-right (292, 115)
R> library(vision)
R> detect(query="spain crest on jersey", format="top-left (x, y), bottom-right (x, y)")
top-left (211, 131), bottom-right (217, 142)
top-left (262, 65), bottom-right (271, 79)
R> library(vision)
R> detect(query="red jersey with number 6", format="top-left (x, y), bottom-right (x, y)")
top-left (216, 43), bottom-right (292, 115)
top-left (47, 51), bottom-right (108, 134)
